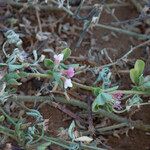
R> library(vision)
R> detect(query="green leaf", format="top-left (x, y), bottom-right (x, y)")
top-left (126, 95), bottom-right (143, 110)
top-left (8, 64), bottom-right (24, 72)
top-left (134, 59), bottom-right (145, 76)
top-left (130, 69), bottom-right (139, 84)
top-left (44, 59), bottom-right (54, 68)
top-left (61, 48), bottom-right (71, 60)
top-left (26, 109), bottom-right (43, 122)
top-left (53, 72), bottom-right (61, 82)
top-left (5, 73), bottom-right (21, 80)
top-left (141, 76), bottom-right (150, 89)
top-left (0, 63), bottom-right (7, 67)
top-left (0, 115), bottom-right (5, 122)
top-left (37, 142), bottom-right (51, 150)
top-left (61, 63), bottom-right (79, 69)
top-left (104, 86), bottom-right (119, 92)
top-left (68, 121), bottom-right (76, 140)
top-left (7, 79), bottom-right (22, 85)
top-left (68, 64), bottom-right (79, 68)
top-left (47, 70), bottom-right (53, 75)
top-left (18, 72), bottom-right (28, 78)
top-left (138, 75), bottom-right (145, 85)
top-left (130, 60), bottom-right (145, 85)
top-left (104, 103), bottom-right (113, 112)
top-left (142, 81), bottom-right (150, 89)
top-left (15, 121), bottom-right (24, 140)
top-left (93, 88), bottom-right (101, 96)
top-left (92, 93), bottom-right (112, 112)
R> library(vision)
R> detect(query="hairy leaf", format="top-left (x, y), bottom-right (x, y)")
top-left (44, 59), bottom-right (54, 68)
top-left (130, 59), bottom-right (145, 85)
top-left (0, 115), bottom-right (5, 122)
top-left (61, 48), bottom-right (71, 60)
top-left (7, 79), bottom-right (22, 86)
top-left (68, 121), bottom-right (76, 140)
top-left (37, 142), bottom-right (51, 150)
top-left (92, 92), bottom-right (112, 112)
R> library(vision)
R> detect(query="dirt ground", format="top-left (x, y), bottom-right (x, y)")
top-left (0, 0), bottom-right (150, 150)
top-left (38, 4), bottom-right (150, 150)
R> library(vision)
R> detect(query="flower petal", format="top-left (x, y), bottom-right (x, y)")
top-left (54, 53), bottom-right (64, 64)
top-left (75, 136), bottom-right (93, 143)
top-left (64, 78), bottom-right (73, 89)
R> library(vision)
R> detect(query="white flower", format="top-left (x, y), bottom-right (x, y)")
top-left (64, 78), bottom-right (73, 89)
top-left (39, 54), bottom-right (45, 62)
top-left (75, 136), bottom-right (93, 143)
top-left (58, 0), bottom-right (65, 8)
top-left (92, 16), bottom-right (98, 24)
top-left (54, 53), bottom-right (64, 64)
top-left (18, 51), bottom-right (28, 61)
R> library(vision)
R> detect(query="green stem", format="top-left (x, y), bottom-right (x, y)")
top-left (31, 125), bottom-right (45, 144)
top-left (96, 123), bottom-right (127, 132)
top-left (96, 23), bottom-right (150, 40)
top-left (28, 72), bottom-right (96, 91)
top-left (113, 102), bottom-right (150, 114)
top-left (9, 95), bottom-right (87, 109)
top-left (82, 123), bottom-right (127, 135)
top-left (72, 81), bottom-right (96, 91)
top-left (0, 125), bottom-right (16, 140)
top-left (112, 108), bottom-right (127, 114)
top-left (42, 135), bottom-right (105, 150)
top-left (0, 106), bottom-right (16, 125)
top-left (109, 89), bottom-right (150, 95)
top-left (28, 73), bottom-right (51, 78)
top-left (8, 95), bottom-right (150, 132)
top-left (5, 0), bottom-right (130, 12)
top-left (28, 73), bottom-right (150, 95)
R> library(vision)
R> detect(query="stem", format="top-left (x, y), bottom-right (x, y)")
top-left (72, 81), bottom-right (96, 91)
top-left (113, 102), bottom-right (150, 114)
top-left (28, 72), bottom-right (96, 91)
top-left (0, 125), bottom-right (16, 140)
top-left (28, 73), bottom-right (51, 78)
top-left (109, 90), bottom-right (150, 95)
top-left (42, 135), bottom-right (106, 150)
top-left (28, 73), bottom-right (150, 95)
top-left (95, 23), bottom-right (150, 40)
top-left (96, 123), bottom-right (128, 132)
top-left (6, 0), bottom-right (149, 40)
top-left (112, 108), bottom-right (127, 114)
top-left (8, 95), bottom-right (150, 131)
top-left (0, 106), bottom-right (16, 125)
top-left (96, 109), bottom-right (150, 131)
top-left (4, 0), bottom-right (130, 12)
top-left (9, 95), bottom-right (87, 109)
top-left (82, 123), bottom-right (127, 135)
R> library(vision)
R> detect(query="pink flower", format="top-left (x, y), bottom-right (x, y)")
top-left (54, 53), bottom-right (64, 64)
top-left (112, 93), bottom-right (123, 110)
top-left (113, 100), bottom-right (122, 110)
top-left (63, 67), bottom-right (75, 78)
top-left (64, 78), bottom-right (73, 89)
top-left (112, 93), bottom-right (123, 100)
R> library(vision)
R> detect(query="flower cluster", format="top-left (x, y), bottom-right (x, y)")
top-left (112, 93), bottom-right (123, 110)
top-left (54, 53), bottom-right (75, 89)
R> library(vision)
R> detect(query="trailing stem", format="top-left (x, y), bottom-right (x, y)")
top-left (8, 95), bottom-right (150, 132)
